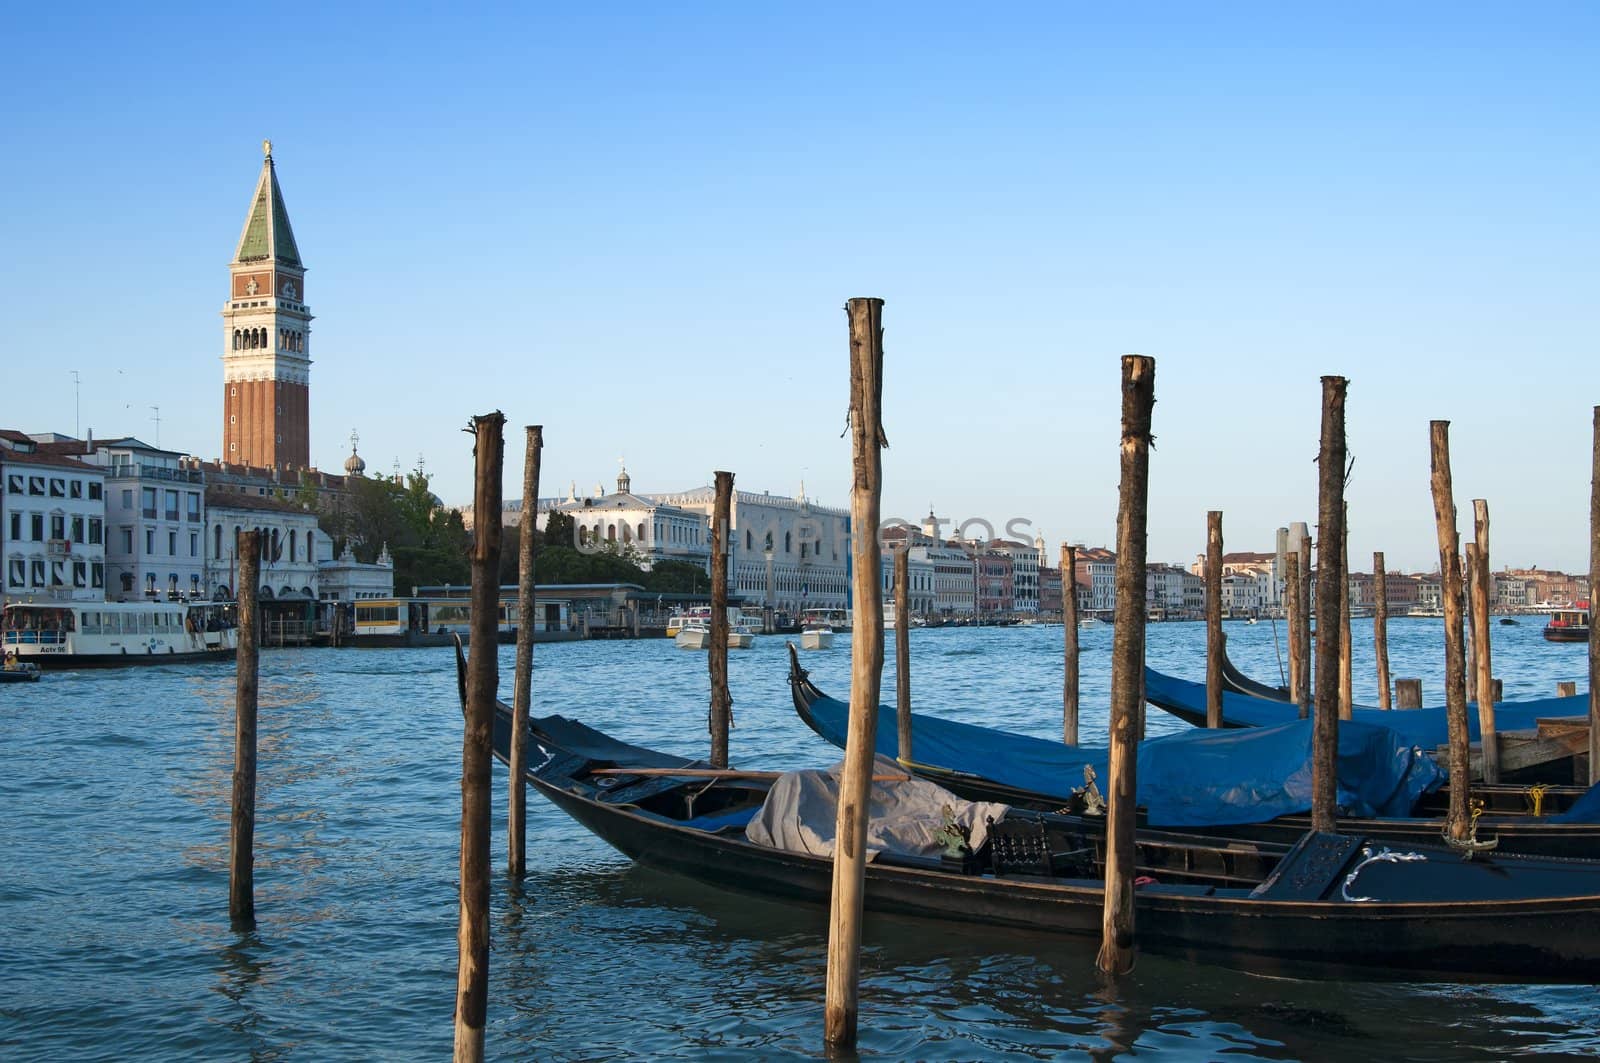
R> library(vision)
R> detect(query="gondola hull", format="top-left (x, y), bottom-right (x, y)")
top-left (506, 708), bottom-right (1600, 983)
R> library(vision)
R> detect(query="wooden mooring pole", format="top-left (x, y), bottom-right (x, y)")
top-left (709, 471), bottom-right (734, 769)
top-left (1061, 543), bottom-right (1080, 745)
top-left (824, 297), bottom-right (888, 1050)
top-left (894, 545), bottom-right (912, 762)
top-left (1590, 406), bottom-right (1600, 786)
top-left (1099, 354), bottom-right (1154, 978)
top-left (1374, 551), bottom-right (1391, 708)
top-left (1339, 505), bottom-right (1352, 721)
top-left (1286, 553), bottom-right (1303, 715)
top-left (1471, 498), bottom-right (1498, 784)
top-left (1429, 420), bottom-right (1472, 844)
top-left (508, 425), bottom-right (542, 879)
top-left (1311, 377), bottom-right (1347, 833)
top-left (1297, 536), bottom-right (1314, 716)
top-left (229, 529), bottom-right (261, 928)
top-left (1396, 678), bottom-right (1423, 709)
top-left (456, 412), bottom-right (503, 1063)
top-left (1204, 511), bottom-right (1223, 729)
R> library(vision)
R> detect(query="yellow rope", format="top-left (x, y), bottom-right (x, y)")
top-left (1527, 784), bottom-right (1548, 818)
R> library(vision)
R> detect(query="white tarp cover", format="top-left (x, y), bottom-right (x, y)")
top-left (744, 754), bottom-right (1011, 861)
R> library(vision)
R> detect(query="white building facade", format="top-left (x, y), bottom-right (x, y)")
top-left (535, 469), bottom-right (712, 572)
top-left (652, 485), bottom-right (851, 614)
top-left (86, 439), bottom-right (207, 602)
top-left (316, 539), bottom-right (394, 601)
top-left (2, 434), bottom-right (107, 603)
top-left (203, 488), bottom-right (321, 602)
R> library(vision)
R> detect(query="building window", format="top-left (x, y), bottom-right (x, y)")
top-left (28, 476), bottom-right (44, 495)
top-left (70, 480), bottom-right (83, 499)
top-left (120, 527), bottom-right (133, 553)
top-left (288, 529), bottom-right (296, 561)
top-left (214, 525), bottom-right (222, 559)
top-left (88, 518), bottom-right (102, 545)
top-left (164, 490), bottom-right (178, 522)
top-left (6, 474), bottom-right (21, 493)
top-left (51, 515), bottom-right (64, 540)
top-left (189, 532), bottom-right (198, 557)
top-left (73, 561), bottom-right (87, 588)
top-left (91, 563), bottom-right (103, 589)
top-left (120, 572), bottom-right (133, 593)
top-left (146, 529), bottom-right (155, 554)
top-left (121, 489), bottom-right (132, 509)
top-left (30, 559), bottom-right (45, 586)
top-left (7, 512), bottom-right (18, 541)
top-left (70, 516), bottom-right (84, 542)
top-left (142, 487), bottom-right (157, 519)
top-left (6, 558), bottom-right (23, 587)
top-left (186, 493), bottom-right (200, 522)
top-left (145, 573), bottom-right (156, 597)
top-left (168, 531), bottom-right (177, 555)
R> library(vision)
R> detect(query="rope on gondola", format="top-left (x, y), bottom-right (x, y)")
top-left (1442, 799), bottom-right (1499, 859)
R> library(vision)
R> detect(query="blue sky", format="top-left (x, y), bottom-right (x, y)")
top-left (3, 3), bottom-right (1596, 571)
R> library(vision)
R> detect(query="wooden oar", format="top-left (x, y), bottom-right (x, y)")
top-left (589, 767), bottom-right (911, 783)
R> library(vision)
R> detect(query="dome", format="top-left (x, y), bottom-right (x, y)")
top-left (344, 429), bottom-right (367, 476)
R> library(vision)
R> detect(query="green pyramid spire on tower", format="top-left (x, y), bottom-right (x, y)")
top-left (234, 139), bottom-right (302, 266)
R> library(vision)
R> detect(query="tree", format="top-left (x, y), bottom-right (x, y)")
top-left (543, 510), bottom-right (576, 551)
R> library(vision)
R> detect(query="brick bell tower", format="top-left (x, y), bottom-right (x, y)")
top-left (221, 139), bottom-right (312, 472)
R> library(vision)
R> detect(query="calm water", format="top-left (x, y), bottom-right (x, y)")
top-left (2, 620), bottom-right (1597, 1060)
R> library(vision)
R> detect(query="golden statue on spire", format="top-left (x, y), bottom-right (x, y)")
top-left (263, 138), bottom-right (273, 159)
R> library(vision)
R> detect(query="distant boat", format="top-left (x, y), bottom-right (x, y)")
top-left (674, 612), bottom-right (758, 650)
top-left (1544, 604), bottom-right (1590, 644)
top-left (797, 609), bottom-right (835, 651)
top-left (1079, 617), bottom-right (1106, 630)
top-left (0, 660), bottom-right (41, 683)
top-left (1500, 617), bottom-right (1520, 626)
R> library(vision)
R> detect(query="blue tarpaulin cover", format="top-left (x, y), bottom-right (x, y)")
top-left (1145, 668), bottom-right (1583, 749)
top-left (1555, 781), bottom-right (1600, 823)
top-left (797, 689), bottom-right (1442, 828)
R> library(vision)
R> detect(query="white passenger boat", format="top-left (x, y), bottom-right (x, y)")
top-left (728, 615), bottom-right (760, 649)
top-left (1, 600), bottom-right (239, 669)
top-left (798, 608), bottom-right (835, 650)
top-left (674, 617), bottom-right (712, 650)
top-left (674, 612), bottom-right (759, 650)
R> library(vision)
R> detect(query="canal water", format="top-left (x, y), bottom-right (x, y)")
top-left (2, 620), bottom-right (1597, 1060)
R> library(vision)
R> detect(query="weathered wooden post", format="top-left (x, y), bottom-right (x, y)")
top-left (1373, 551), bottom-right (1391, 709)
top-left (1311, 377), bottom-right (1347, 832)
top-left (508, 425), bottom-right (542, 879)
top-left (1590, 406), bottom-right (1599, 786)
top-left (894, 545), bottom-right (912, 762)
top-left (1297, 536), bottom-right (1314, 715)
top-left (1559, 680), bottom-right (1578, 698)
top-left (709, 471), bottom-right (734, 769)
top-left (456, 412), bottom-right (503, 1063)
top-left (1205, 511), bottom-right (1223, 729)
top-left (824, 297), bottom-right (888, 1050)
top-left (1286, 553), bottom-right (1304, 716)
top-left (1463, 546), bottom-right (1478, 705)
top-left (1470, 498), bottom-right (1498, 784)
top-left (1061, 543), bottom-right (1080, 745)
top-left (1099, 354), bottom-right (1154, 978)
top-left (1429, 420), bottom-right (1472, 843)
top-left (1338, 505), bottom-right (1352, 721)
top-left (229, 529), bottom-right (261, 928)
top-left (1396, 678), bottom-right (1423, 708)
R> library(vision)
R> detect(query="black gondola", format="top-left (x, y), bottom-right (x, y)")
top-left (474, 658), bottom-right (1600, 983)
top-left (787, 646), bottom-right (1600, 857)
